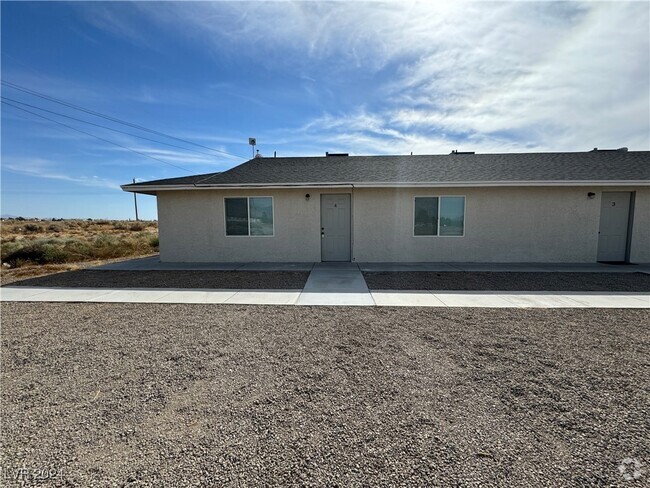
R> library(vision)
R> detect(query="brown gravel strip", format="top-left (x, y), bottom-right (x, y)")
top-left (363, 271), bottom-right (650, 292)
top-left (0, 255), bottom-right (160, 286)
top-left (2, 303), bottom-right (648, 486)
top-left (2, 270), bottom-right (309, 289)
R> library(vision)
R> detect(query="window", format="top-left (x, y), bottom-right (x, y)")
top-left (439, 197), bottom-right (465, 236)
top-left (414, 196), bottom-right (465, 236)
top-left (225, 197), bottom-right (273, 236)
top-left (249, 197), bottom-right (274, 236)
top-left (225, 198), bottom-right (249, 236)
top-left (414, 197), bottom-right (438, 236)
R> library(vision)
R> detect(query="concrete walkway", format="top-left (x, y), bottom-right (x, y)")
top-left (360, 262), bottom-right (650, 273)
top-left (297, 263), bottom-right (374, 306)
top-left (0, 263), bottom-right (650, 308)
top-left (2, 260), bottom-right (648, 308)
top-left (94, 256), bottom-right (315, 272)
top-left (94, 256), bottom-right (650, 274)
top-left (2, 287), bottom-right (648, 308)
top-left (0, 287), bottom-right (303, 305)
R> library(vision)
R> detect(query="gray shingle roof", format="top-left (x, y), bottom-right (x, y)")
top-left (124, 151), bottom-right (650, 189)
top-left (129, 172), bottom-right (221, 187)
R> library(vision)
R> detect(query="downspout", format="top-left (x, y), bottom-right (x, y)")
top-left (625, 191), bottom-right (636, 263)
top-left (351, 183), bottom-right (355, 262)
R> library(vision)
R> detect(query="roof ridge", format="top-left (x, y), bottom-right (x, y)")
top-left (123, 150), bottom-right (650, 190)
top-left (256, 150), bottom-right (650, 159)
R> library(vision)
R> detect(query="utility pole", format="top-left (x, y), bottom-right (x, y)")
top-left (133, 178), bottom-right (139, 221)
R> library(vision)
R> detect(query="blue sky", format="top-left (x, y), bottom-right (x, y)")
top-left (1, 1), bottom-right (648, 219)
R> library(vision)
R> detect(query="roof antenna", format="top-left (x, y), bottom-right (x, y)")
top-left (248, 137), bottom-right (256, 158)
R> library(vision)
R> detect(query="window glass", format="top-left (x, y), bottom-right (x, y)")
top-left (249, 197), bottom-right (274, 236)
top-left (414, 197), bottom-right (438, 236)
top-left (439, 196), bottom-right (465, 236)
top-left (225, 198), bottom-right (248, 236)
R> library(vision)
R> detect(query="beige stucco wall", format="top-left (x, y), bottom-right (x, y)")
top-left (157, 188), bottom-right (328, 262)
top-left (156, 186), bottom-right (649, 263)
top-left (628, 186), bottom-right (650, 263)
top-left (353, 186), bottom-right (649, 263)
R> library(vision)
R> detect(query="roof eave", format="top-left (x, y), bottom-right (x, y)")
top-left (121, 180), bottom-right (650, 193)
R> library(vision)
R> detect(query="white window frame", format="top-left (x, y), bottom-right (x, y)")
top-left (224, 196), bottom-right (275, 237)
top-left (413, 195), bottom-right (466, 238)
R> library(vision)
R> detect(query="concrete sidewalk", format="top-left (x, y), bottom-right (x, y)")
top-left (94, 256), bottom-right (650, 274)
top-left (3, 261), bottom-right (648, 308)
top-left (1, 286), bottom-right (648, 308)
top-left (94, 256), bottom-right (315, 272)
top-left (360, 262), bottom-right (650, 273)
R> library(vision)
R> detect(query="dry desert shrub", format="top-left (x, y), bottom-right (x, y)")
top-left (22, 223), bottom-right (41, 234)
top-left (1, 219), bottom-right (158, 268)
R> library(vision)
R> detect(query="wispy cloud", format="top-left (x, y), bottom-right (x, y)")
top-left (115, 146), bottom-right (231, 166)
top-left (2, 158), bottom-right (123, 190)
top-left (76, 2), bottom-right (154, 49)
top-left (2, 72), bottom-right (106, 105)
top-left (3, 102), bottom-right (241, 168)
top-left (128, 1), bottom-right (649, 153)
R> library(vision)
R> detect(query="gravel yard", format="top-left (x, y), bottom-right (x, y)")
top-left (363, 271), bottom-right (650, 292)
top-left (3, 270), bottom-right (309, 289)
top-left (2, 303), bottom-right (648, 486)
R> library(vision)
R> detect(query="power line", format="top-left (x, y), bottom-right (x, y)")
top-left (2, 100), bottom-right (195, 173)
top-left (1, 79), bottom-right (246, 160)
top-left (2, 79), bottom-right (244, 160)
top-left (1, 95), bottom-right (225, 161)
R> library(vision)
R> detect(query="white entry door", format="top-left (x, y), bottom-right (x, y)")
top-left (597, 192), bottom-right (632, 262)
top-left (321, 194), bottom-right (351, 262)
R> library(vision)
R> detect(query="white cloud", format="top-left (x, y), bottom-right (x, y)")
top-left (2, 158), bottom-right (123, 190)
top-left (77, 3), bottom-right (154, 49)
top-left (114, 146), bottom-right (230, 166)
top-left (92, 1), bottom-right (650, 153)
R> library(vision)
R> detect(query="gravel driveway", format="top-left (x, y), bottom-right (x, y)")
top-left (2, 304), bottom-right (648, 486)
top-left (363, 271), bottom-right (650, 292)
top-left (3, 270), bottom-right (309, 289)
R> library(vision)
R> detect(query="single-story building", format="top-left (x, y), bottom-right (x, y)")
top-left (122, 149), bottom-right (649, 264)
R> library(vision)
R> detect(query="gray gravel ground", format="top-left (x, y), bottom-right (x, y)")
top-left (2, 304), bottom-right (649, 486)
top-left (363, 271), bottom-right (650, 292)
top-left (3, 270), bottom-right (309, 289)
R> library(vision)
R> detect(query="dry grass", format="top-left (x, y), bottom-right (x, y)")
top-left (0, 219), bottom-right (158, 283)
